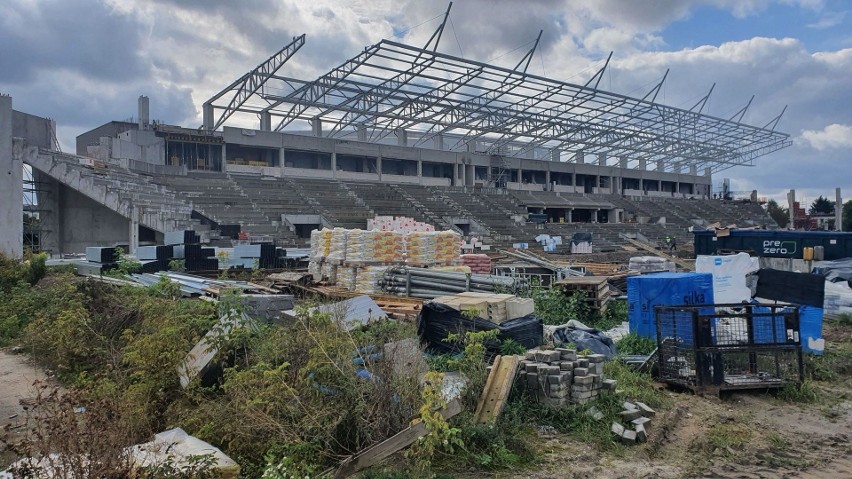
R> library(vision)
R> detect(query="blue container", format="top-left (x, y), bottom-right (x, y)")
top-left (751, 306), bottom-right (788, 344)
top-left (799, 305), bottom-right (824, 355)
top-left (627, 272), bottom-right (715, 341)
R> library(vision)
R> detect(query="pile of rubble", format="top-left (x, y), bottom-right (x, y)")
top-left (611, 401), bottom-right (656, 444)
top-left (518, 348), bottom-right (616, 406)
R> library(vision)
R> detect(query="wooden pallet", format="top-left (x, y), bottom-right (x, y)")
top-left (473, 355), bottom-right (520, 424)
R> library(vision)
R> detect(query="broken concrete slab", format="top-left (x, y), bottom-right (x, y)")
top-left (620, 409), bottom-right (644, 422)
top-left (635, 401), bottom-right (656, 418)
top-left (635, 423), bottom-right (648, 443)
top-left (611, 422), bottom-right (625, 438)
top-left (621, 428), bottom-right (637, 445)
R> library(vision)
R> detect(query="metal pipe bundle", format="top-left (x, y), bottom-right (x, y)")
top-left (379, 266), bottom-right (527, 298)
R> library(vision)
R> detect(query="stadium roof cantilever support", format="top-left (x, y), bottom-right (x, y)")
top-left (642, 69), bottom-right (669, 103)
top-left (202, 34), bottom-right (305, 131)
top-left (729, 95), bottom-right (754, 123)
top-left (690, 83), bottom-right (715, 114)
top-left (762, 105), bottom-right (788, 131)
top-left (584, 52), bottom-right (613, 90)
top-left (514, 30), bottom-right (543, 74)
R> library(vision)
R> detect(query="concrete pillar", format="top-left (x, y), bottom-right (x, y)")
top-left (836, 187), bottom-right (842, 231)
top-left (331, 152), bottom-right (337, 178)
top-left (357, 123), bottom-right (367, 142)
top-left (594, 209), bottom-right (600, 223)
top-left (202, 103), bottom-right (214, 130)
top-left (396, 128), bottom-right (407, 146)
top-left (417, 160), bottom-right (422, 180)
top-left (619, 156), bottom-right (627, 168)
top-left (138, 95), bottom-right (149, 130)
top-left (597, 153), bottom-right (606, 166)
top-left (704, 167), bottom-right (712, 177)
top-left (658, 180), bottom-right (662, 192)
top-left (545, 170), bottom-right (551, 187)
top-left (788, 189), bottom-right (796, 227)
top-left (434, 134), bottom-right (443, 150)
top-left (575, 151), bottom-right (584, 164)
top-left (551, 148), bottom-right (560, 162)
top-left (376, 156), bottom-right (382, 180)
top-left (567, 208), bottom-right (573, 223)
top-left (312, 117), bottom-right (322, 137)
top-left (0, 95), bottom-right (22, 258)
top-left (260, 111), bottom-right (272, 131)
top-left (689, 164), bottom-right (697, 176)
top-left (129, 207), bottom-right (140, 255)
top-left (571, 172), bottom-right (576, 190)
top-left (639, 158), bottom-right (647, 170)
top-left (657, 159), bottom-right (665, 172)
top-left (279, 147), bottom-right (286, 175)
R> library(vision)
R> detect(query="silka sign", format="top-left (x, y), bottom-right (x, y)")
top-left (763, 240), bottom-right (797, 256)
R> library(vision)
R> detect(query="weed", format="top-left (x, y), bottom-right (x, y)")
top-left (690, 420), bottom-right (752, 454)
top-left (499, 338), bottom-right (527, 356)
top-left (766, 432), bottom-right (789, 450)
top-left (603, 360), bottom-right (671, 409)
top-left (615, 333), bottom-right (656, 356)
top-left (777, 380), bottom-right (821, 403)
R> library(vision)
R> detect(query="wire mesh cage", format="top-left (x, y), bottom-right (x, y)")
top-left (655, 303), bottom-right (804, 393)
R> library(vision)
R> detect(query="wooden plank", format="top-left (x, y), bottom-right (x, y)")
top-left (472, 355), bottom-right (520, 424)
top-left (333, 399), bottom-right (462, 478)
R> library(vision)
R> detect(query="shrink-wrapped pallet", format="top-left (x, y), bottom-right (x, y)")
top-left (310, 228), bottom-right (332, 261)
top-left (405, 232), bottom-right (437, 265)
top-left (320, 262), bottom-right (338, 284)
top-left (326, 228), bottom-right (348, 264)
top-left (308, 260), bottom-right (322, 281)
top-left (460, 254), bottom-right (492, 274)
top-left (354, 266), bottom-right (389, 294)
top-left (435, 231), bottom-right (462, 265)
top-left (337, 266), bottom-right (357, 291)
top-left (346, 230), bottom-right (404, 264)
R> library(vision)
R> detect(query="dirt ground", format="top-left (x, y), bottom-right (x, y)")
top-left (494, 318), bottom-right (852, 479)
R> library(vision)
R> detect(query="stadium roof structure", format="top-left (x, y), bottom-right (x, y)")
top-left (202, 3), bottom-right (791, 173)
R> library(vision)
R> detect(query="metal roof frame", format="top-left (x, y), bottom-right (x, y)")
top-left (205, 8), bottom-right (790, 174)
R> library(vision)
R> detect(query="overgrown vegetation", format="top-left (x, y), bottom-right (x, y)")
top-left (615, 333), bottom-right (657, 356)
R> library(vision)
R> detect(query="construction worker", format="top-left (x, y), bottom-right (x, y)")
top-left (669, 236), bottom-right (678, 255)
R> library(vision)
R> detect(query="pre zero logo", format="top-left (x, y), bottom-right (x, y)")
top-left (762, 240), bottom-right (797, 255)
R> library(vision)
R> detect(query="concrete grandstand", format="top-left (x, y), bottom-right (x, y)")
top-left (2, 8), bottom-right (789, 258)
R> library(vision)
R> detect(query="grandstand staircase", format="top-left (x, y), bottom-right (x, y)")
top-left (22, 146), bottom-right (197, 234)
top-left (388, 184), bottom-right (459, 232)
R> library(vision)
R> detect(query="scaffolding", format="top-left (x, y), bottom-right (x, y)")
top-left (202, 4), bottom-right (791, 174)
top-left (23, 166), bottom-right (44, 253)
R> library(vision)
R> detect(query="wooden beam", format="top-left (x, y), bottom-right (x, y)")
top-left (472, 355), bottom-right (520, 424)
top-left (333, 398), bottom-right (462, 478)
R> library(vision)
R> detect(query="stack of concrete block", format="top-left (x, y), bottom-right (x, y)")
top-left (611, 401), bottom-right (656, 445)
top-left (517, 349), bottom-right (616, 406)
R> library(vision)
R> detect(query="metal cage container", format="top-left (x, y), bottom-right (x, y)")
top-left (654, 303), bottom-right (804, 394)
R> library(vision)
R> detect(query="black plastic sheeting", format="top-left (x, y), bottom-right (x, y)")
top-left (418, 302), bottom-right (543, 355)
top-left (572, 232), bottom-right (593, 243)
top-left (812, 258), bottom-right (852, 285)
top-left (756, 268), bottom-right (825, 308)
top-left (552, 327), bottom-right (618, 358)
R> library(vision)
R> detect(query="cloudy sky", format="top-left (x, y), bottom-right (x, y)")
top-left (2, 0), bottom-right (850, 204)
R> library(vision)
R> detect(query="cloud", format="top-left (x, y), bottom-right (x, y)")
top-left (806, 11), bottom-right (846, 29)
top-left (801, 124), bottom-right (852, 150)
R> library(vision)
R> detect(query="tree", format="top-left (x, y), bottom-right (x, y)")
top-left (766, 199), bottom-right (789, 228)
top-left (809, 195), bottom-right (835, 215)
top-left (843, 200), bottom-right (852, 232)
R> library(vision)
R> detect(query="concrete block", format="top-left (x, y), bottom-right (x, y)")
top-left (547, 375), bottom-right (562, 385)
top-left (534, 350), bottom-right (551, 363)
top-left (572, 390), bottom-right (593, 400)
top-left (573, 367), bottom-right (588, 377)
top-left (621, 428), bottom-right (637, 445)
top-left (548, 387), bottom-right (568, 399)
top-left (589, 374), bottom-right (600, 385)
top-left (589, 363), bottom-right (604, 375)
top-left (524, 350), bottom-right (538, 361)
top-left (635, 423), bottom-right (648, 443)
top-left (525, 362), bottom-right (539, 373)
top-left (578, 358), bottom-right (590, 368)
top-left (635, 402), bottom-right (656, 418)
top-left (518, 371), bottom-right (527, 384)
top-left (587, 406), bottom-right (604, 421)
top-left (572, 383), bottom-right (593, 393)
top-left (544, 350), bottom-right (562, 362)
top-left (560, 349), bottom-right (578, 361)
top-left (540, 365), bottom-right (561, 376)
top-left (526, 373), bottom-right (539, 388)
top-left (611, 422), bottom-right (625, 438)
top-left (620, 409), bottom-right (643, 422)
top-left (559, 372), bottom-right (572, 384)
top-left (632, 417), bottom-right (652, 429)
top-left (574, 375), bottom-right (594, 385)
top-left (559, 361), bottom-right (573, 371)
top-left (603, 379), bottom-right (618, 390)
top-left (587, 353), bottom-right (606, 363)
top-left (623, 401), bottom-right (638, 410)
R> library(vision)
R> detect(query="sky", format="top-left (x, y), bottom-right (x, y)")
top-left (2, 0), bottom-right (850, 206)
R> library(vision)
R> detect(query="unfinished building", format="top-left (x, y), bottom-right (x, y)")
top-left (3, 9), bottom-right (791, 257)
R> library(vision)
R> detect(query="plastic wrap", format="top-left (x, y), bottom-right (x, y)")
top-left (406, 232), bottom-right (437, 265)
top-left (308, 260), bottom-right (321, 281)
top-left (346, 230), bottom-right (404, 264)
top-left (627, 272), bottom-right (715, 339)
top-left (326, 228), bottom-right (348, 264)
top-left (337, 266), bottom-right (357, 291)
top-left (460, 254), bottom-right (491, 274)
top-left (320, 262), bottom-right (338, 284)
top-left (435, 231), bottom-right (461, 265)
top-left (354, 266), bottom-right (389, 294)
top-left (309, 228), bottom-right (332, 261)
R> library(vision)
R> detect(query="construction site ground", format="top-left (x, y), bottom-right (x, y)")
top-left (1, 318), bottom-right (849, 478)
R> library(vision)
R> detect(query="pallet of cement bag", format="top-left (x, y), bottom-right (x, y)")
top-left (434, 292), bottom-right (534, 324)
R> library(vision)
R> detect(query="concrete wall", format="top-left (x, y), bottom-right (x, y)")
top-left (1, 96), bottom-right (23, 258)
top-left (76, 121), bottom-right (137, 156)
top-left (13, 110), bottom-right (55, 149)
top-left (56, 184), bottom-right (130, 254)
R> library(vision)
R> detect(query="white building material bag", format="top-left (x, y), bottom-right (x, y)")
top-left (695, 253), bottom-right (759, 304)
